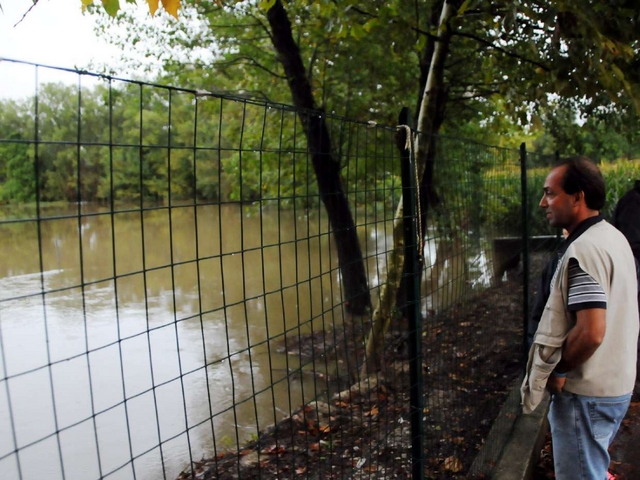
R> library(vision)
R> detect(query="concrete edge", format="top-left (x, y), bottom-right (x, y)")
top-left (468, 378), bottom-right (522, 477)
top-left (491, 392), bottom-right (550, 480)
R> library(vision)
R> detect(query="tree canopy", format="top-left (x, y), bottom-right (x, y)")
top-left (84, 0), bottom-right (640, 134)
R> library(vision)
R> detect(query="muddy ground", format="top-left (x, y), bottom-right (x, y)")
top-left (178, 270), bottom-right (528, 480)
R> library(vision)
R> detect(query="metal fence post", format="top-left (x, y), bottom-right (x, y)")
top-left (399, 108), bottom-right (424, 480)
top-left (520, 143), bottom-right (530, 368)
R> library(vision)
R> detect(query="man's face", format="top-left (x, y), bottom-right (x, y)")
top-left (540, 166), bottom-right (577, 229)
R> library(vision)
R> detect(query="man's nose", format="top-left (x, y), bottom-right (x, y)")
top-left (539, 195), bottom-right (546, 208)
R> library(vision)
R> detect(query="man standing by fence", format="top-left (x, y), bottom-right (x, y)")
top-left (522, 156), bottom-right (638, 480)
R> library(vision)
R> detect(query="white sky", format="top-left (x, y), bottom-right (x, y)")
top-left (0, 0), bottom-right (123, 99)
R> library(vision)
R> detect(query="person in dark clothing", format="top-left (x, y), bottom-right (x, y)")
top-left (612, 180), bottom-right (640, 261)
top-left (611, 179), bottom-right (640, 398)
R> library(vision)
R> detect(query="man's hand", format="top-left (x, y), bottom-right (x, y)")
top-left (546, 374), bottom-right (566, 394)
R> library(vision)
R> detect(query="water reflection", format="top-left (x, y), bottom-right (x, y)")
top-left (0, 203), bottom-right (492, 480)
top-left (0, 203), bottom-right (356, 480)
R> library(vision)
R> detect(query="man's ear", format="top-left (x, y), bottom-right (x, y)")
top-left (574, 191), bottom-right (585, 205)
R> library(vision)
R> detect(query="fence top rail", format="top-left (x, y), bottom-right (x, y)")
top-left (2, 56), bottom-right (533, 156)
top-left (2, 57), bottom-right (399, 130)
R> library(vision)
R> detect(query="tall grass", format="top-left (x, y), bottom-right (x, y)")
top-left (600, 159), bottom-right (640, 217)
top-left (483, 159), bottom-right (640, 236)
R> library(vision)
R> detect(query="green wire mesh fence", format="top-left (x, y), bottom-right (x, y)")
top-left (1, 58), bottom-right (534, 480)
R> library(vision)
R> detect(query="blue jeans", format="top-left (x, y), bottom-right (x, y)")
top-left (549, 391), bottom-right (631, 480)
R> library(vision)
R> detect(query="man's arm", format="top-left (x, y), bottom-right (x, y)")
top-left (546, 308), bottom-right (606, 394)
top-left (557, 307), bottom-right (606, 372)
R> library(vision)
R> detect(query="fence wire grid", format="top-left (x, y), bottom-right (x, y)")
top-left (0, 58), bottom-right (543, 480)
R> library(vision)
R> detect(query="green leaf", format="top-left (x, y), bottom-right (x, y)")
top-left (362, 18), bottom-right (380, 33)
top-left (415, 33), bottom-right (428, 52)
top-left (258, 0), bottom-right (277, 11)
top-left (101, 0), bottom-right (120, 16)
top-left (610, 64), bottom-right (625, 81)
top-left (350, 24), bottom-right (365, 41)
top-left (457, 0), bottom-right (474, 15)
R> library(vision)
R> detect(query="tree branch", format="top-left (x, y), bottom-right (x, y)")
top-left (248, 12), bottom-right (276, 45)
top-left (450, 90), bottom-right (502, 101)
top-left (213, 56), bottom-right (286, 79)
top-left (15, 0), bottom-right (39, 27)
top-left (453, 30), bottom-right (551, 71)
top-left (344, 5), bottom-right (375, 18)
top-left (307, 39), bottom-right (329, 84)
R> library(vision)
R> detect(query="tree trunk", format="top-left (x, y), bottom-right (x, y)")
top-left (266, 0), bottom-right (371, 314)
top-left (359, 122), bottom-right (411, 375)
top-left (361, 0), bottom-right (457, 377)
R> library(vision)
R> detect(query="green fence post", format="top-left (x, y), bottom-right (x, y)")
top-left (399, 107), bottom-right (424, 480)
top-left (520, 143), bottom-right (530, 368)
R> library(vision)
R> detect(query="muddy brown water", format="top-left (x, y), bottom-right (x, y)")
top-left (0, 202), bottom-right (492, 480)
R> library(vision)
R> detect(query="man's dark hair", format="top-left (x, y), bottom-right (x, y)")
top-left (555, 155), bottom-right (606, 211)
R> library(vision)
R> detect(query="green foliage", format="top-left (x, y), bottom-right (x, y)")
top-left (600, 159), bottom-right (640, 217)
top-left (531, 98), bottom-right (640, 163)
top-left (0, 81), bottom-right (402, 210)
top-left (83, 0), bottom-right (640, 146)
top-left (0, 139), bottom-right (35, 203)
top-left (90, 0), bottom-right (425, 126)
top-left (432, 137), bottom-right (528, 240)
top-left (83, 0), bottom-right (183, 18)
top-left (481, 159), bottom-right (640, 237)
top-left (82, 0), bottom-right (640, 220)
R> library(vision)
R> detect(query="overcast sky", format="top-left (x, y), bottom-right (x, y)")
top-left (0, 0), bottom-right (122, 99)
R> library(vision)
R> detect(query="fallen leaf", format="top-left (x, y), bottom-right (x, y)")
top-left (364, 406), bottom-right (379, 417)
top-left (444, 456), bottom-right (463, 472)
top-left (262, 445), bottom-right (286, 455)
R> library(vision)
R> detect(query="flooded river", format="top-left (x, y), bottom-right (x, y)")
top-left (0, 202), bottom-right (490, 480)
